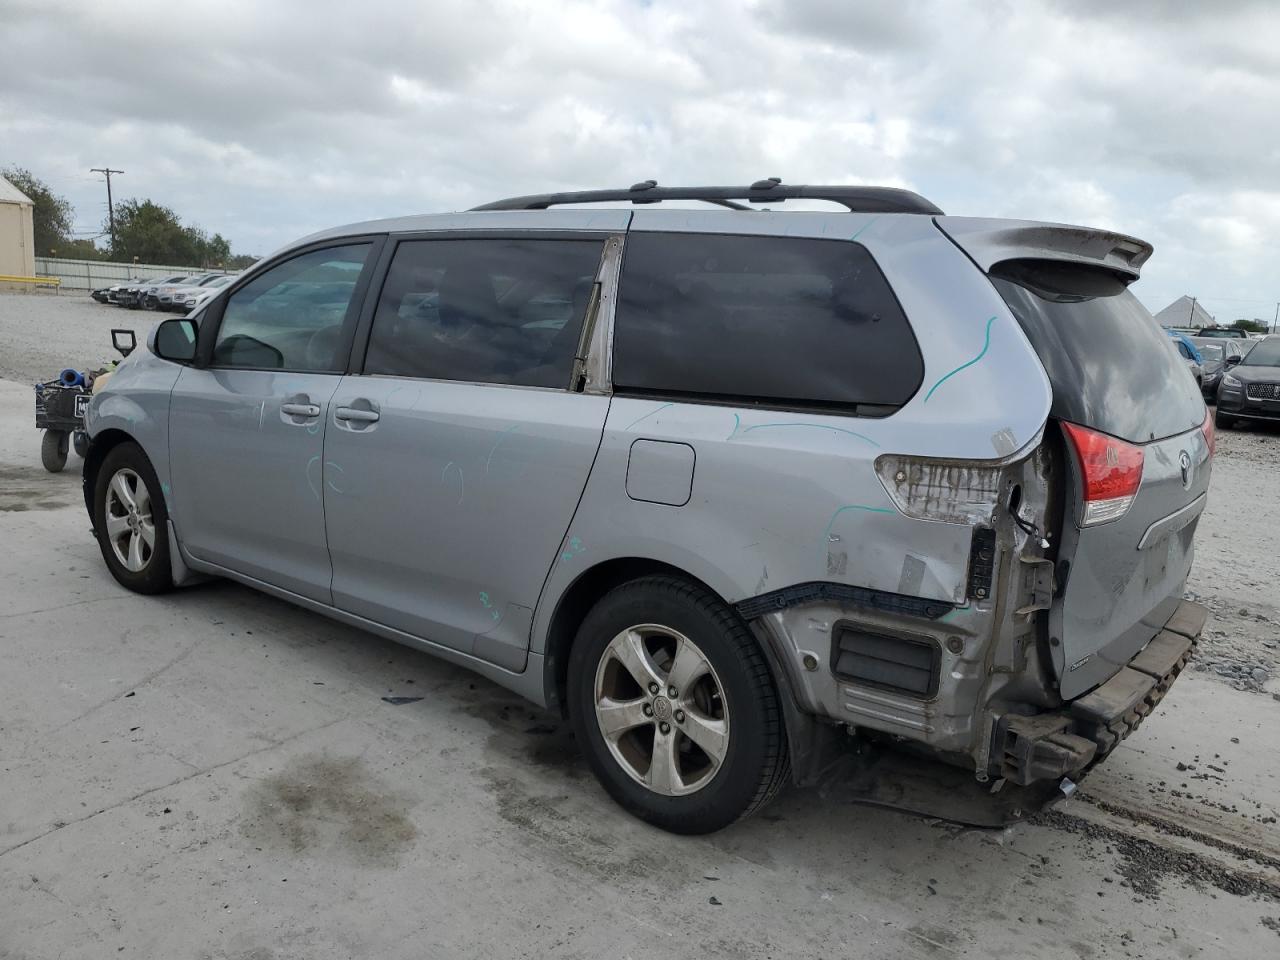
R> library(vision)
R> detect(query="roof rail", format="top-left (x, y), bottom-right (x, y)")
top-left (471, 178), bottom-right (944, 214)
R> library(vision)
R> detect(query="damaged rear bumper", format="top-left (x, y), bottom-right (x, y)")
top-left (995, 600), bottom-right (1206, 786)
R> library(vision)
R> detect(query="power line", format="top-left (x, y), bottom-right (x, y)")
top-left (89, 167), bottom-right (124, 248)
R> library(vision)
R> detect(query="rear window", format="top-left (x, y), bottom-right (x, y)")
top-left (1195, 343), bottom-right (1224, 361)
top-left (612, 233), bottom-right (922, 411)
top-left (991, 260), bottom-right (1204, 443)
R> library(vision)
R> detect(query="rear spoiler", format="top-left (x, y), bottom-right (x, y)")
top-left (934, 216), bottom-right (1153, 283)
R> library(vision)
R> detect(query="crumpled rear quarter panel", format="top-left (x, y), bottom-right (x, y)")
top-left (532, 214), bottom-right (1052, 662)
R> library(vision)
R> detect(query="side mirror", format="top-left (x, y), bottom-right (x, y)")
top-left (155, 317), bottom-right (199, 364)
top-left (111, 328), bottom-right (137, 358)
top-left (1225, 355), bottom-right (1241, 367)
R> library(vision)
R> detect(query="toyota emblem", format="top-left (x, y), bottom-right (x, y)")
top-left (1179, 450), bottom-right (1193, 489)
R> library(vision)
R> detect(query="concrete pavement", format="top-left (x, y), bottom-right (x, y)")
top-left (1, 377), bottom-right (1277, 959)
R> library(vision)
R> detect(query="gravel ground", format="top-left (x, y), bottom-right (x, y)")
top-left (1, 296), bottom-right (1278, 957)
top-left (0, 292), bottom-right (150, 384)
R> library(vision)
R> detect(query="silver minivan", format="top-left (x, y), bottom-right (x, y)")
top-left (83, 181), bottom-right (1211, 833)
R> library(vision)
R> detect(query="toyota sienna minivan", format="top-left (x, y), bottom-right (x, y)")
top-left (84, 180), bottom-right (1211, 833)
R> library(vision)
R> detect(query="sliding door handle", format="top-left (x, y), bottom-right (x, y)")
top-left (334, 406), bottom-right (380, 423)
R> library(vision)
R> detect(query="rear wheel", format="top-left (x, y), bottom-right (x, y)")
top-left (1215, 410), bottom-right (1235, 430)
top-left (40, 430), bottom-right (68, 472)
top-left (567, 575), bottom-right (789, 834)
top-left (93, 442), bottom-right (173, 594)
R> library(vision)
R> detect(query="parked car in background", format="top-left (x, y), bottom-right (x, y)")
top-left (1196, 326), bottom-right (1251, 339)
top-left (149, 273), bottom-right (229, 311)
top-left (83, 182), bottom-right (1211, 833)
top-left (98, 276), bottom-right (157, 305)
top-left (1215, 335), bottom-right (1280, 429)
top-left (170, 274), bottom-right (237, 312)
top-left (118, 275), bottom-right (192, 309)
top-left (1168, 330), bottom-right (1203, 389)
top-left (1190, 337), bottom-right (1249, 398)
top-left (142, 274), bottom-right (215, 310)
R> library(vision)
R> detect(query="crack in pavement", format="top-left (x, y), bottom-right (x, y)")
top-left (0, 715), bottom-right (350, 862)
top-left (0, 594), bottom-right (135, 621)
top-left (42, 636), bottom-right (209, 740)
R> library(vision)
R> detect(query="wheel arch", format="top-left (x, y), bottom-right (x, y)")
top-left (540, 556), bottom-right (826, 785)
top-left (542, 556), bottom-right (697, 715)
top-left (82, 428), bottom-right (137, 522)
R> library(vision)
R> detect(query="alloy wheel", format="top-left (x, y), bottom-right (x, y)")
top-left (104, 467), bottom-right (155, 573)
top-left (593, 624), bottom-right (730, 797)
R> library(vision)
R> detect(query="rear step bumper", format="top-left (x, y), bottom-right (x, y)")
top-left (995, 599), bottom-right (1206, 786)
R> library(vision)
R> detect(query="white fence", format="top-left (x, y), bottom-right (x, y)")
top-left (33, 257), bottom-right (210, 292)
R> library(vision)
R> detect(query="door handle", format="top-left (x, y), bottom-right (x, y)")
top-left (281, 402), bottom-right (321, 417)
top-left (334, 406), bottom-right (380, 423)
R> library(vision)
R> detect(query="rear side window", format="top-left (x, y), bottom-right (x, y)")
top-left (364, 238), bottom-right (604, 388)
top-left (612, 233), bottom-right (922, 410)
top-left (991, 260), bottom-right (1204, 444)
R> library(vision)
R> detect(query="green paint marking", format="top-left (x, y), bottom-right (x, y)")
top-left (924, 316), bottom-right (996, 404)
top-left (623, 402), bottom-right (673, 431)
top-left (740, 422), bottom-right (880, 448)
top-left (484, 425), bottom-right (520, 475)
top-left (850, 215), bottom-right (880, 242)
top-left (822, 503), bottom-right (896, 548)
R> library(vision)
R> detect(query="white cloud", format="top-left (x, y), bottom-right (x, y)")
top-left (0, 0), bottom-right (1276, 315)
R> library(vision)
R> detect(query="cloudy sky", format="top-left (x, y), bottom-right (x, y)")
top-left (2, 0), bottom-right (1278, 318)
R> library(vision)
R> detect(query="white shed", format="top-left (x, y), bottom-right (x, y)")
top-left (1152, 295), bottom-right (1214, 330)
top-left (0, 175), bottom-right (36, 288)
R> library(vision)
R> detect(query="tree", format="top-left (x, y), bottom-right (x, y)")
top-left (1, 165), bottom-right (74, 255)
top-left (56, 238), bottom-right (111, 261)
top-left (110, 200), bottom-right (242, 267)
top-left (1231, 318), bottom-right (1268, 334)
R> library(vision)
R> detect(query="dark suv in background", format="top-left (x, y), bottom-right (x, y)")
top-left (1216, 334), bottom-right (1280, 429)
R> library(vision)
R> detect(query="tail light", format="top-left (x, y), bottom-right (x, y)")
top-left (1061, 422), bottom-right (1144, 526)
top-left (1200, 409), bottom-right (1215, 458)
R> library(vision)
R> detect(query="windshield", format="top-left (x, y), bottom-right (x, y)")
top-left (1194, 343), bottom-right (1224, 360)
top-left (1241, 338), bottom-right (1280, 366)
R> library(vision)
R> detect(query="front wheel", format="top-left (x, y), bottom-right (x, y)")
top-left (567, 576), bottom-right (789, 834)
top-left (93, 442), bottom-right (173, 594)
top-left (41, 430), bottom-right (69, 472)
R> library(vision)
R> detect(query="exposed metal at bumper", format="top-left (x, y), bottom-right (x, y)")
top-left (736, 581), bottom-right (954, 622)
top-left (994, 599), bottom-right (1206, 786)
top-left (753, 599), bottom-right (986, 751)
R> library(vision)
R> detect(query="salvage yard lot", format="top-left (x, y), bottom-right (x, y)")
top-left (1, 293), bottom-right (1278, 958)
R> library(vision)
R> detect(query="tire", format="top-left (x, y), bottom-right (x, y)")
top-left (1215, 410), bottom-right (1235, 430)
top-left (72, 430), bottom-right (89, 459)
top-left (567, 575), bottom-right (789, 834)
top-left (93, 442), bottom-right (173, 594)
top-left (41, 430), bottom-right (68, 472)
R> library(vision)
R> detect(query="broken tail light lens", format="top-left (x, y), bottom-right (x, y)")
top-left (1200, 408), bottom-right (1215, 459)
top-left (1061, 421), bottom-right (1144, 526)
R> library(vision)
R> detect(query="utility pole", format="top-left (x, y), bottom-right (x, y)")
top-left (1187, 296), bottom-right (1198, 329)
top-left (90, 167), bottom-right (124, 250)
top-left (1273, 301), bottom-right (1278, 334)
